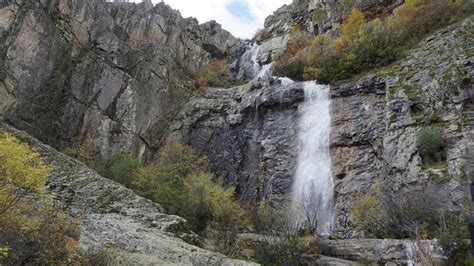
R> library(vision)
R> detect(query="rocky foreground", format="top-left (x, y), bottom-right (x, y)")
top-left (1, 123), bottom-right (254, 265)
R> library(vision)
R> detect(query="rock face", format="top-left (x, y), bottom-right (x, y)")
top-left (330, 18), bottom-right (474, 237)
top-left (1, 0), bottom-right (473, 241)
top-left (0, 123), bottom-right (252, 265)
top-left (318, 238), bottom-right (444, 264)
top-left (0, 0), bottom-right (241, 159)
top-left (170, 17), bottom-right (474, 236)
top-left (168, 78), bottom-right (305, 205)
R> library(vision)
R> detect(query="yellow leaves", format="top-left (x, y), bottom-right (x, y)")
top-left (341, 7), bottom-right (367, 47)
top-left (0, 246), bottom-right (8, 260)
top-left (0, 132), bottom-right (50, 215)
top-left (184, 171), bottom-right (244, 230)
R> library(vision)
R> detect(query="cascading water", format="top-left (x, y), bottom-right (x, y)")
top-left (292, 81), bottom-right (334, 236)
top-left (239, 43), bottom-right (274, 80)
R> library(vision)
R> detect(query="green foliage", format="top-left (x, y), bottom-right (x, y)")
top-left (131, 142), bottom-right (244, 234)
top-left (64, 138), bottom-right (107, 173)
top-left (252, 203), bottom-right (319, 265)
top-left (0, 132), bottom-right (79, 264)
top-left (279, 0), bottom-right (473, 83)
top-left (100, 153), bottom-right (142, 187)
top-left (132, 142), bottom-right (208, 214)
top-left (350, 183), bottom-right (442, 239)
top-left (418, 126), bottom-right (445, 165)
top-left (1, 206), bottom-right (80, 264)
top-left (351, 193), bottom-right (383, 237)
top-left (273, 26), bottom-right (309, 80)
top-left (254, 234), bottom-right (304, 266)
top-left (436, 215), bottom-right (473, 264)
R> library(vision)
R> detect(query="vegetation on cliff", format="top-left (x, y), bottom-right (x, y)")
top-left (274, 0), bottom-right (473, 83)
top-left (196, 59), bottom-right (246, 92)
top-left (351, 182), bottom-right (473, 264)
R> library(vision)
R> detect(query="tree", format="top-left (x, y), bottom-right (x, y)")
top-left (0, 133), bottom-right (50, 217)
top-left (0, 132), bottom-right (79, 264)
top-left (418, 126), bottom-right (444, 164)
top-left (132, 142), bottom-right (208, 214)
top-left (339, 7), bottom-right (367, 48)
top-left (131, 142), bottom-right (244, 234)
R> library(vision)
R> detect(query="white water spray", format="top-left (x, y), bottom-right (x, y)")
top-left (292, 81), bottom-right (334, 235)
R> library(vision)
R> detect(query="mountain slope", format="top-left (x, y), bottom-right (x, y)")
top-left (0, 122), bottom-right (253, 264)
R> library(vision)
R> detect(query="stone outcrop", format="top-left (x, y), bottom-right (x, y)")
top-left (0, 123), bottom-right (252, 265)
top-left (318, 238), bottom-right (443, 264)
top-left (331, 18), bottom-right (474, 236)
top-left (0, 0), bottom-right (241, 159)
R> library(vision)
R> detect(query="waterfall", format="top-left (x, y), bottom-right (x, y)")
top-left (239, 42), bottom-right (276, 80)
top-left (292, 81), bottom-right (334, 236)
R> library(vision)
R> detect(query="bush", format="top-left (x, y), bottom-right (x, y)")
top-left (436, 215), bottom-right (474, 264)
top-left (252, 203), bottom-right (318, 265)
top-left (351, 183), bottom-right (442, 239)
top-left (0, 132), bottom-right (79, 264)
top-left (1, 206), bottom-right (81, 265)
top-left (418, 126), bottom-right (444, 165)
top-left (131, 142), bottom-right (244, 234)
top-left (64, 139), bottom-right (100, 170)
top-left (100, 153), bottom-right (142, 187)
top-left (196, 59), bottom-right (239, 91)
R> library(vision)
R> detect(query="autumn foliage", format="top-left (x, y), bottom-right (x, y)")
top-left (0, 133), bottom-right (79, 264)
top-left (275, 0), bottom-right (472, 83)
top-left (196, 59), bottom-right (232, 91)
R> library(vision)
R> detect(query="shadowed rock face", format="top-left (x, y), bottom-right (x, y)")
top-left (0, 0), bottom-right (241, 159)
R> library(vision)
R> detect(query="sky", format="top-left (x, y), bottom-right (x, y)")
top-left (146, 0), bottom-right (293, 39)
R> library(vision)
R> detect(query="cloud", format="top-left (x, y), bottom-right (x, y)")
top-left (145, 0), bottom-right (292, 39)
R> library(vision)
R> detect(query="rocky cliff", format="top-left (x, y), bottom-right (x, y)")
top-left (1, 0), bottom-right (473, 244)
top-left (169, 13), bottom-right (474, 237)
top-left (0, 0), bottom-right (241, 159)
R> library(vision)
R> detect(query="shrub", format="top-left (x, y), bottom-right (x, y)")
top-left (0, 132), bottom-right (50, 216)
top-left (132, 142), bottom-right (208, 213)
top-left (131, 142), bottom-right (244, 235)
top-left (64, 138), bottom-right (107, 173)
top-left (418, 126), bottom-right (444, 165)
top-left (0, 132), bottom-right (79, 264)
top-left (252, 203), bottom-right (318, 265)
top-left (100, 153), bottom-right (142, 187)
top-left (436, 214), bottom-right (474, 264)
top-left (4, 206), bottom-right (80, 265)
top-left (351, 193), bottom-right (383, 237)
top-left (196, 59), bottom-right (234, 91)
top-left (273, 26), bottom-right (309, 80)
top-left (254, 234), bottom-right (304, 265)
top-left (351, 183), bottom-right (442, 239)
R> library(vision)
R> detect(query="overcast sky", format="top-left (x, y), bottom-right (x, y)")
top-left (145, 0), bottom-right (293, 39)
